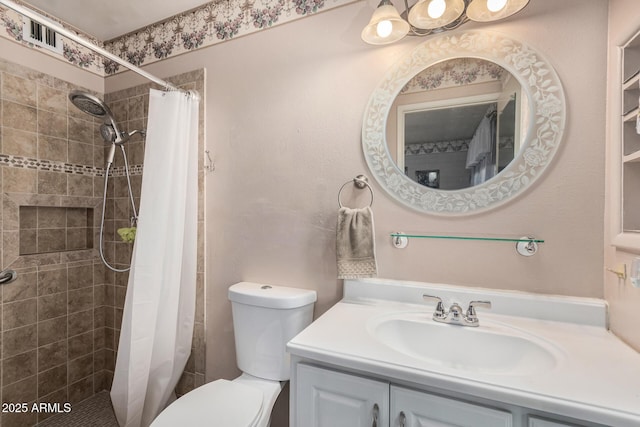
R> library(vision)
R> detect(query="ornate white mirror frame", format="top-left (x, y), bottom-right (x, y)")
top-left (362, 31), bottom-right (566, 215)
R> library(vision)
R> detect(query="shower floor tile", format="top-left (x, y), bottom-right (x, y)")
top-left (38, 391), bottom-right (118, 427)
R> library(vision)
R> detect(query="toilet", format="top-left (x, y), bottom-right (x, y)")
top-left (150, 282), bottom-right (317, 427)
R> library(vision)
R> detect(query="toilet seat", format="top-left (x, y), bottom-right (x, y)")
top-left (150, 379), bottom-right (264, 427)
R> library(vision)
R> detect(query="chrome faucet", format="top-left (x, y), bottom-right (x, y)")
top-left (423, 295), bottom-right (492, 327)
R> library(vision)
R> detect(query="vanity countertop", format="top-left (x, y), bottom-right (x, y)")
top-left (287, 279), bottom-right (640, 427)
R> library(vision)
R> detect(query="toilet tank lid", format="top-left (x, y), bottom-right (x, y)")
top-left (228, 282), bottom-right (317, 309)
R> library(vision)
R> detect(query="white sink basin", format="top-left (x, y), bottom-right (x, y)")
top-left (368, 312), bottom-right (562, 376)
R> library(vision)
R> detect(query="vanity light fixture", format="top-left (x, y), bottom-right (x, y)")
top-left (361, 0), bottom-right (529, 45)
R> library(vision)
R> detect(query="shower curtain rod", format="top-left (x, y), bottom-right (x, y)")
top-left (0, 0), bottom-right (179, 91)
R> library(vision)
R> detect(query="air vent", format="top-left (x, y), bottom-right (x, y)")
top-left (22, 18), bottom-right (63, 54)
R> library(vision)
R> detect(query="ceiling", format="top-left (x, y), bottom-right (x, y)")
top-left (404, 99), bottom-right (516, 147)
top-left (405, 103), bottom-right (490, 145)
top-left (22, 0), bottom-right (212, 41)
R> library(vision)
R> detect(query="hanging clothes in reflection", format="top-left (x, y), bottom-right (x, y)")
top-left (466, 106), bottom-right (497, 186)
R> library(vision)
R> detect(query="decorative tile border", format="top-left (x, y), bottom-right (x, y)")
top-left (1, 0), bottom-right (356, 77)
top-left (0, 154), bottom-right (104, 176)
top-left (110, 165), bottom-right (143, 177)
top-left (0, 154), bottom-right (144, 177)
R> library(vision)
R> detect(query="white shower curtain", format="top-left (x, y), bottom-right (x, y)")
top-left (111, 89), bottom-right (200, 427)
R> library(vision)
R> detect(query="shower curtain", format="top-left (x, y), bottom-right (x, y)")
top-left (111, 89), bottom-right (200, 427)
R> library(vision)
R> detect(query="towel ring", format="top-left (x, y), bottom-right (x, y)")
top-left (338, 175), bottom-right (374, 208)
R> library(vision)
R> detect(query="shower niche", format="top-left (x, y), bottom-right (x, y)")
top-left (19, 206), bottom-right (94, 255)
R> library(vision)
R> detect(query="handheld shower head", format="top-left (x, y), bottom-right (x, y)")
top-left (100, 124), bottom-right (117, 143)
top-left (106, 142), bottom-right (116, 166)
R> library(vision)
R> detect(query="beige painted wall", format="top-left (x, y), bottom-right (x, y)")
top-left (605, 0), bottom-right (640, 351)
top-left (105, 0), bottom-right (610, 382)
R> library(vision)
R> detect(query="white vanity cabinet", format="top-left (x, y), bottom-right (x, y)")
top-left (295, 364), bottom-right (513, 427)
top-left (293, 363), bottom-right (605, 427)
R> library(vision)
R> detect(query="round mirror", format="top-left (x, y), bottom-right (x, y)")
top-left (362, 31), bottom-right (565, 214)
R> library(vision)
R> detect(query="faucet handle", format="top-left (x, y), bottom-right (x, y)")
top-left (466, 300), bottom-right (492, 320)
top-left (423, 294), bottom-right (446, 317)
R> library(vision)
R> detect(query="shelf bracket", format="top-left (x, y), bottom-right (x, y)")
top-left (392, 232), bottom-right (409, 249)
top-left (515, 237), bottom-right (539, 257)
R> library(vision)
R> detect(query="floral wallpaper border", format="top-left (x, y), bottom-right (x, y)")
top-left (401, 57), bottom-right (507, 95)
top-left (0, 1), bottom-right (106, 75)
top-left (1, 0), bottom-right (356, 77)
top-left (405, 137), bottom-right (514, 156)
top-left (405, 140), bottom-right (470, 155)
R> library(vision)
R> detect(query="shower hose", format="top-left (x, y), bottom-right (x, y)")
top-left (99, 144), bottom-right (139, 273)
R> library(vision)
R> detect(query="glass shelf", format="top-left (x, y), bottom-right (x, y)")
top-left (390, 233), bottom-right (544, 243)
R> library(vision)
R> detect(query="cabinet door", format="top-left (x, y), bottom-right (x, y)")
top-left (528, 416), bottom-right (583, 427)
top-left (296, 364), bottom-right (389, 427)
top-left (390, 386), bottom-right (513, 427)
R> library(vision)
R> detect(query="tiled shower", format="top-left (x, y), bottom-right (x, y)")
top-left (0, 57), bottom-right (205, 426)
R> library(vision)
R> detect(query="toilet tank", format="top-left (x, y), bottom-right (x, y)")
top-left (228, 282), bottom-right (316, 381)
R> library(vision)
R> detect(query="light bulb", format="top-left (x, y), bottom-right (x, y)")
top-left (487, 0), bottom-right (508, 12)
top-left (376, 20), bottom-right (393, 38)
top-left (427, 0), bottom-right (446, 19)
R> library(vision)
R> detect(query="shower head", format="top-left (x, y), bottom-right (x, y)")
top-left (69, 90), bottom-right (113, 120)
top-left (69, 90), bottom-right (128, 145)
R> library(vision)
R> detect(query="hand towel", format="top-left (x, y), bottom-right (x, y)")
top-left (336, 206), bottom-right (378, 279)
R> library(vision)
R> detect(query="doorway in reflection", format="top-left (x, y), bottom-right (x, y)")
top-left (404, 102), bottom-right (498, 190)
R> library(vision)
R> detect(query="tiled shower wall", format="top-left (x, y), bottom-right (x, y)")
top-left (103, 69), bottom-right (206, 396)
top-left (0, 56), bottom-right (205, 427)
top-left (0, 57), bottom-right (108, 427)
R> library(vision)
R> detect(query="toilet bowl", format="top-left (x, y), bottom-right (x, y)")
top-left (150, 282), bottom-right (316, 427)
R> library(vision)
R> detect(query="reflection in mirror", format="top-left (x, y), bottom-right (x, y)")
top-left (387, 58), bottom-right (528, 190)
